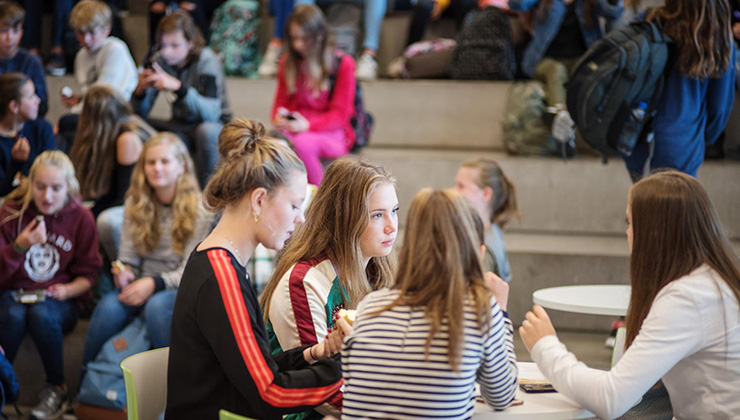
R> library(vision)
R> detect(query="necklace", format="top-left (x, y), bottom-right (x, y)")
top-left (222, 234), bottom-right (244, 266)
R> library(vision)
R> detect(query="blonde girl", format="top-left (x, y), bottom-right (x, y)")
top-left (166, 119), bottom-right (347, 419)
top-left (454, 157), bottom-right (519, 281)
top-left (0, 151), bottom-right (101, 418)
top-left (81, 133), bottom-right (211, 369)
top-left (520, 171), bottom-right (740, 419)
top-left (342, 189), bottom-right (518, 419)
top-left (260, 156), bottom-right (397, 355)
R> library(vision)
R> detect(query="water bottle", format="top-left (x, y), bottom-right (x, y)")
top-left (617, 102), bottom-right (648, 157)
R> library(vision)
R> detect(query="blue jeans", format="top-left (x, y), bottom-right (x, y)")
top-left (0, 290), bottom-right (78, 386)
top-left (270, 0), bottom-right (295, 39)
top-left (82, 289), bottom-right (177, 366)
top-left (295, 0), bottom-right (386, 51)
top-left (19, 0), bottom-right (75, 49)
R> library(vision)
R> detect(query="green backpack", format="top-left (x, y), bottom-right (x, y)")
top-left (209, 0), bottom-right (260, 76)
top-left (502, 81), bottom-right (559, 156)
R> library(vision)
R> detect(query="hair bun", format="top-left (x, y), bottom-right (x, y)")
top-left (218, 119), bottom-right (268, 161)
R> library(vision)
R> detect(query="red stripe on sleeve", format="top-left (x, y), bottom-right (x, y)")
top-left (288, 259), bottom-right (323, 346)
top-left (208, 250), bottom-right (342, 407)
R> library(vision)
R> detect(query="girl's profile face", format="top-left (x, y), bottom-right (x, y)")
top-left (258, 170), bottom-right (308, 250)
top-left (17, 80), bottom-right (40, 121)
top-left (359, 183), bottom-right (399, 262)
top-left (454, 167), bottom-right (489, 219)
top-left (144, 144), bottom-right (184, 193)
top-left (159, 30), bottom-right (192, 67)
top-left (32, 165), bottom-right (68, 215)
top-left (288, 23), bottom-right (313, 58)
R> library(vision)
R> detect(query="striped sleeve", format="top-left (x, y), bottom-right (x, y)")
top-left (478, 300), bottom-right (518, 410)
top-left (207, 250), bottom-right (343, 410)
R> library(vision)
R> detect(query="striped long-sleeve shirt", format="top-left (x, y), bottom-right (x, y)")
top-left (342, 289), bottom-right (518, 420)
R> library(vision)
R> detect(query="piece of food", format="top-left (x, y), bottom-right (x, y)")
top-left (337, 309), bottom-right (357, 326)
top-left (35, 215), bottom-right (43, 224)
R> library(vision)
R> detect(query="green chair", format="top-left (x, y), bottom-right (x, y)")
top-left (219, 409), bottom-right (256, 420)
top-left (121, 347), bottom-right (169, 420)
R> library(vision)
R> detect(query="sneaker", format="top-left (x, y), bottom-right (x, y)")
top-left (45, 54), bottom-right (66, 76)
top-left (30, 385), bottom-right (68, 420)
top-left (258, 43), bottom-right (283, 78)
top-left (355, 54), bottom-right (378, 81)
top-left (550, 108), bottom-right (575, 143)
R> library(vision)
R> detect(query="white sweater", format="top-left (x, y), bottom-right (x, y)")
top-left (531, 265), bottom-right (740, 420)
top-left (74, 37), bottom-right (137, 107)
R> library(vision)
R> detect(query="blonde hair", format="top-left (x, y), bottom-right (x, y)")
top-left (203, 119), bottom-right (305, 212)
top-left (70, 85), bottom-right (154, 200)
top-left (625, 170), bottom-right (740, 348)
top-left (70, 0), bottom-right (112, 32)
top-left (461, 158), bottom-right (520, 228)
top-left (260, 157), bottom-right (397, 318)
top-left (283, 4), bottom-right (334, 94)
top-left (374, 189), bottom-right (491, 371)
top-left (2, 151), bottom-right (80, 224)
top-left (125, 133), bottom-right (201, 255)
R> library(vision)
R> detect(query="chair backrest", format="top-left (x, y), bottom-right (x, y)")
top-left (611, 327), bottom-right (627, 367)
top-left (121, 347), bottom-right (169, 420)
top-left (219, 409), bottom-right (256, 420)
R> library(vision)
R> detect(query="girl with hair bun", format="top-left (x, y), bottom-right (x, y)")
top-left (454, 158), bottom-right (519, 282)
top-left (166, 119), bottom-right (348, 420)
top-left (81, 133), bottom-right (212, 371)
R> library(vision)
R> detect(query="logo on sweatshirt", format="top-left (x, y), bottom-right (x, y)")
top-left (25, 243), bottom-right (60, 282)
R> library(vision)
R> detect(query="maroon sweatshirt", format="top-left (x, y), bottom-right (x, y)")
top-left (0, 198), bottom-right (101, 292)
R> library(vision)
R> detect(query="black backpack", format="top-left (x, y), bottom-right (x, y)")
top-left (567, 20), bottom-right (672, 159)
top-left (329, 53), bottom-right (373, 151)
top-left (450, 7), bottom-right (517, 80)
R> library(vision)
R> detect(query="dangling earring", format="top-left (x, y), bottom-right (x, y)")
top-left (253, 211), bottom-right (260, 223)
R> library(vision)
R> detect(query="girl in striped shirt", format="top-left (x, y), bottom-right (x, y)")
top-left (342, 188), bottom-right (518, 419)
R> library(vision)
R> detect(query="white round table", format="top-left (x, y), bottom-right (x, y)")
top-left (532, 284), bottom-right (631, 316)
top-left (472, 363), bottom-right (594, 419)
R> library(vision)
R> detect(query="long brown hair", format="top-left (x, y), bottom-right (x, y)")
top-left (625, 171), bottom-right (740, 348)
top-left (648, 0), bottom-right (733, 79)
top-left (461, 158), bottom-right (520, 228)
top-left (70, 85), bottom-right (154, 200)
top-left (283, 4), bottom-right (333, 94)
top-left (125, 133), bottom-right (201, 255)
top-left (260, 156), bottom-right (397, 318)
top-left (374, 189), bottom-right (491, 371)
top-left (0, 72), bottom-right (29, 120)
top-left (156, 10), bottom-right (205, 64)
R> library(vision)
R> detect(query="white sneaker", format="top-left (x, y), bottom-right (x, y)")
top-left (356, 54), bottom-right (378, 81)
top-left (551, 108), bottom-right (576, 143)
top-left (258, 43), bottom-right (283, 78)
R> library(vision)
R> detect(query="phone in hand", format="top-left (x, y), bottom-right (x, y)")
top-left (285, 113), bottom-right (297, 121)
top-left (519, 383), bottom-right (557, 393)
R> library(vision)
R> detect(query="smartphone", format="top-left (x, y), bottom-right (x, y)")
top-left (519, 383), bottom-right (557, 393)
top-left (285, 114), bottom-right (297, 121)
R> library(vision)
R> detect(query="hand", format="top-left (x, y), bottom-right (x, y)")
top-left (518, 305), bottom-right (557, 352)
top-left (60, 94), bottom-right (80, 108)
top-left (112, 264), bottom-right (136, 289)
top-left (16, 218), bottom-right (46, 250)
top-left (273, 107), bottom-right (290, 130)
top-left (178, 1), bottom-right (196, 11)
top-left (285, 111), bottom-right (309, 133)
top-left (47, 283), bottom-right (71, 301)
top-left (430, 1), bottom-right (443, 20)
top-left (564, 0), bottom-right (575, 4)
top-left (311, 317), bottom-right (353, 359)
top-left (484, 272), bottom-right (509, 312)
top-left (136, 68), bottom-right (155, 94)
top-left (10, 137), bottom-right (30, 162)
top-left (149, 1), bottom-right (166, 13)
top-left (118, 277), bottom-right (156, 306)
top-left (733, 23), bottom-right (740, 41)
top-left (149, 62), bottom-right (183, 91)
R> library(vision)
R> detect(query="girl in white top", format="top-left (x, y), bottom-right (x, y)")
top-left (520, 170), bottom-right (740, 420)
top-left (342, 189), bottom-right (518, 419)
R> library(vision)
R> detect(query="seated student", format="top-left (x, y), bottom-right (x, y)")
top-left (342, 188), bottom-right (518, 419)
top-left (166, 119), bottom-right (347, 419)
top-left (259, 157), bottom-right (396, 418)
top-left (405, 0), bottom-right (478, 47)
top-left (0, 72), bottom-right (54, 197)
top-left (0, 1), bottom-right (48, 118)
top-left (81, 133), bottom-right (212, 372)
top-left (132, 10), bottom-right (231, 187)
top-left (454, 158), bottom-right (518, 281)
top-left (508, 0), bottom-right (623, 143)
top-left (57, 0), bottom-right (138, 153)
top-left (271, 5), bottom-right (357, 185)
top-left (0, 151), bottom-right (101, 420)
top-left (520, 170), bottom-right (740, 419)
top-left (69, 85), bottom-right (156, 263)
top-left (17, 0), bottom-right (75, 76)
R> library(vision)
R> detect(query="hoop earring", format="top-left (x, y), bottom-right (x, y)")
top-left (253, 211), bottom-right (260, 223)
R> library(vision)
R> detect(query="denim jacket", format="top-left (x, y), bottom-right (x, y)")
top-left (509, 0), bottom-right (624, 76)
